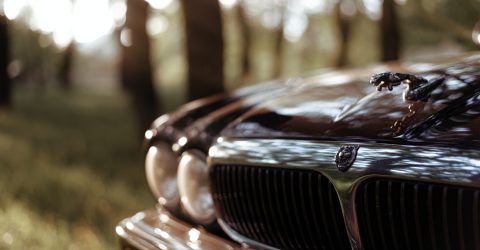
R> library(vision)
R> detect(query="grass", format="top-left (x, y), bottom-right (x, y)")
top-left (0, 85), bottom-right (154, 249)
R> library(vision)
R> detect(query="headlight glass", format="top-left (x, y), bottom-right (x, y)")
top-left (145, 142), bottom-right (179, 209)
top-left (177, 150), bottom-right (216, 224)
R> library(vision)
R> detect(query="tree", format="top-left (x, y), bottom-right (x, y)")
top-left (180, 0), bottom-right (224, 101)
top-left (237, 1), bottom-right (251, 84)
top-left (272, 11), bottom-right (284, 78)
top-left (0, 14), bottom-right (10, 108)
top-left (381, 0), bottom-right (400, 61)
top-left (58, 43), bottom-right (74, 90)
top-left (121, 0), bottom-right (160, 132)
top-left (333, 1), bottom-right (353, 68)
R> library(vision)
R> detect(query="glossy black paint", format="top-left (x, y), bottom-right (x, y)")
top-left (147, 78), bottom-right (286, 146)
top-left (220, 54), bottom-right (480, 148)
top-left (178, 83), bottom-right (294, 153)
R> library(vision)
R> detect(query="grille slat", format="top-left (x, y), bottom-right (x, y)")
top-left (265, 169), bottom-right (288, 247)
top-left (362, 182), bottom-right (376, 250)
top-left (474, 191), bottom-right (480, 249)
top-left (358, 179), bottom-right (480, 250)
top-left (458, 189), bottom-right (466, 250)
top-left (428, 185), bottom-right (438, 250)
top-left (442, 187), bottom-right (452, 250)
top-left (375, 181), bottom-right (388, 250)
top-left (306, 174), bottom-right (327, 250)
top-left (218, 166), bottom-right (232, 224)
top-left (298, 173), bottom-right (316, 249)
top-left (227, 167), bottom-right (241, 232)
top-left (273, 170), bottom-right (295, 248)
top-left (387, 181), bottom-right (399, 250)
top-left (228, 166), bottom-right (244, 232)
top-left (211, 165), bottom-right (349, 250)
top-left (246, 167), bottom-right (263, 240)
top-left (234, 166), bottom-right (253, 238)
top-left (400, 182), bottom-right (412, 250)
top-left (281, 171), bottom-right (302, 248)
top-left (318, 175), bottom-right (334, 250)
top-left (328, 180), bottom-right (348, 250)
top-left (413, 184), bottom-right (425, 250)
top-left (257, 168), bottom-right (276, 245)
top-left (290, 171), bottom-right (309, 248)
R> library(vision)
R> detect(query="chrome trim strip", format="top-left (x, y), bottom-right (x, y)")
top-left (209, 138), bottom-right (480, 187)
top-left (217, 219), bottom-right (279, 250)
top-left (208, 138), bottom-right (480, 249)
top-left (116, 207), bottom-right (240, 250)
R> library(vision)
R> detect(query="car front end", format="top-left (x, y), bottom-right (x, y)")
top-left (116, 53), bottom-right (480, 250)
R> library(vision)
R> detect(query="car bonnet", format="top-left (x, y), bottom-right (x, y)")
top-left (220, 53), bottom-right (480, 148)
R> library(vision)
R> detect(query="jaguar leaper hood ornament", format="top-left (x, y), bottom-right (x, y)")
top-left (370, 72), bottom-right (444, 102)
top-left (335, 145), bottom-right (360, 172)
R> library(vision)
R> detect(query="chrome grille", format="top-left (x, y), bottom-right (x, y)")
top-left (356, 179), bottom-right (480, 250)
top-left (210, 165), bottom-right (350, 250)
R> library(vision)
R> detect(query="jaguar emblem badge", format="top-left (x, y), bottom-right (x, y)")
top-left (335, 145), bottom-right (360, 172)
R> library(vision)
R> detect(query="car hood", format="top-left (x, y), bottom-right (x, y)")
top-left (220, 53), bottom-right (480, 147)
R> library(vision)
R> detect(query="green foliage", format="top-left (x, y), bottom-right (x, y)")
top-left (0, 86), bottom-right (154, 249)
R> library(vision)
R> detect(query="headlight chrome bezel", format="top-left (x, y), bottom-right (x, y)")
top-left (145, 142), bottom-right (180, 210)
top-left (177, 149), bottom-right (216, 225)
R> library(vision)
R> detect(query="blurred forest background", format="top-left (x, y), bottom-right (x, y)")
top-left (0, 0), bottom-right (479, 249)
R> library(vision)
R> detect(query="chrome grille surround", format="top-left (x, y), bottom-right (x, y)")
top-left (210, 165), bottom-right (350, 250)
top-left (208, 138), bottom-right (480, 250)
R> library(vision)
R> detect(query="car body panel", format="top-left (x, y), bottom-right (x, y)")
top-left (221, 54), bottom-right (480, 148)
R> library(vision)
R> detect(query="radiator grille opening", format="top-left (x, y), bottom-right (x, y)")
top-left (210, 165), bottom-right (350, 250)
top-left (356, 179), bottom-right (480, 250)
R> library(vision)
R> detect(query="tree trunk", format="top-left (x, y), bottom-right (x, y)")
top-left (237, 1), bottom-right (251, 84)
top-left (272, 16), bottom-right (284, 78)
top-left (121, 0), bottom-right (159, 133)
top-left (334, 2), bottom-right (352, 68)
top-left (180, 0), bottom-right (224, 101)
top-left (0, 15), bottom-right (10, 108)
top-left (58, 43), bottom-right (74, 90)
top-left (381, 0), bottom-right (401, 61)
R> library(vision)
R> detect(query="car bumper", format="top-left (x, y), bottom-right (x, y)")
top-left (115, 207), bottom-right (241, 250)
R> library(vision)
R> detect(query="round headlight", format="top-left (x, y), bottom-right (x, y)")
top-left (177, 150), bottom-right (215, 224)
top-left (145, 143), bottom-right (179, 209)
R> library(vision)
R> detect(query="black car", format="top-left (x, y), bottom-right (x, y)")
top-left (116, 53), bottom-right (480, 250)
